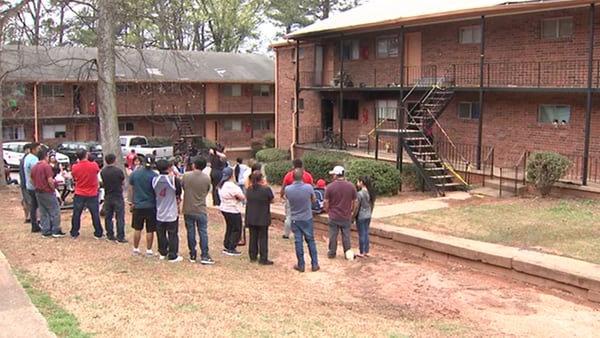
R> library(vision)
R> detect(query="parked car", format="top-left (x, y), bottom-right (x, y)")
top-left (120, 135), bottom-right (173, 160)
top-left (56, 141), bottom-right (103, 167)
top-left (2, 141), bottom-right (70, 169)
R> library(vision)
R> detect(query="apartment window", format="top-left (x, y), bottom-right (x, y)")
top-left (291, 98), bottom-right (304, 111)
top-left (541, 17), bottom-right (573, 39)
top-left (42, 124), bottom-right (66, 138)
top-left (224, 119), bottom-right (242, 131)
top-left (376, 36), bottom-right (399, 58)
top-left (342, 39), bottom-right (359, 60)
top-left (539, 105), bottom-right (570, 124)
top-left (252, 119), bottom-right (271, 130)
top-left (40, 84), bottom-right (65, 97)
top-left (458, 102), bottom-right (480, 119)
top-left (118, 122), bottom-right (134, 131)
top-left (252, 85), bottom-right (270, 97)
top-left (117, 84), bottom-right (134, 94)
top-left (2, 125), bottom-right (25, 140)
top-left (459, 26), bottom-right (481, 44)
top-left (291, 47), bottom-right (304, 63)
top-left (223, 84), bottom-right (242, 96)
top-left (376, 100), bottom-right (398, 121)
top-left (342, 99), bottom-right (359, 120)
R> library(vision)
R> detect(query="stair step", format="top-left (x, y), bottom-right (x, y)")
top-left (435, 182), bottom-right (465, 188)
top-left (413, 152), bottom-right (437, 156)
top-left (430, 175), bottom-right (454, 180)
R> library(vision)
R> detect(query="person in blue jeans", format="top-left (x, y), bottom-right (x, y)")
top-left (284, 168), bottom-right (320, 272)
top-left (355, 175), bottom-right (376, 257)
top-left (100, 153), bottom-right (128, 243)
top-left (182, 156), bottom-right (214, 264)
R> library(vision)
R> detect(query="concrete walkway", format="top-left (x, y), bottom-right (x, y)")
top-left (0, 251), bottom-right (55, 338)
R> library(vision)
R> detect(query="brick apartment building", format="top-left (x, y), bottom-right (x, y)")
top-left (2, 46), bottom-right (274, 148)
top-left (274, 0), bottom-right (600, 186)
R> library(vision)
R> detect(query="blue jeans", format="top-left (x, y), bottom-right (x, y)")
top-left (36, 191), bottom-right (61, 235)
top-left (184, 213), bottom-right (209, 260)
top-left (70, 194), bottom-right (103, 238)
top-left (356, 217), bottom-right (371, 255)
top-left (104, 196), bottom-right (125, 240)
top-left (291, 219), bottom-right (319, 269)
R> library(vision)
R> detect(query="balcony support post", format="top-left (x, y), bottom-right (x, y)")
top-left (338, 34), bottom-right (344, 150)
top-left (476, 15), bottom-right (486, 170)
top-left (397, 27), bottom-right (405, 175)
top-left (583, 3), bottom-right (595, 185)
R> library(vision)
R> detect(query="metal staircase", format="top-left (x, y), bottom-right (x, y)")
top-left (402, 86), bottom-right (469, 196)
top-left (174, 115), bottom-right (194, 138)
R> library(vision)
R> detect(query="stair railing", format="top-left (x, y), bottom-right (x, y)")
top-left (498, 150), bottom-right (528, 197)
top-left (481, 146), bottom-right (495, 188)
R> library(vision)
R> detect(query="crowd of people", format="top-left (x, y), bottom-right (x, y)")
top-left (18, 142), bottom-right (377, 270)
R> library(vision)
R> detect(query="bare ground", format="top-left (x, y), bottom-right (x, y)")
top-left (1, 186), bottom-right (599, 337)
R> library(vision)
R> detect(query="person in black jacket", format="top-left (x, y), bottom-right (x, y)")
top-left (209, 147), bottom-right (226, 206)
top-left (244, 170), bottom-right (274, 265)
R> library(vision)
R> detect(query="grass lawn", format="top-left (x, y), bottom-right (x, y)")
top-left (381, 196), bottom-right (600, 264)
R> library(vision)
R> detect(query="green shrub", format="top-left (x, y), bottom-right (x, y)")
top-left (264, 160), bottom-right (292, 185)
top-left (302, 150), bottom-right (354, 182)
top-left (263, 133), bottom-right (275, 148)
top-left (146, 136), bottom-right (172, 147)
top-left (526, 151), bottom-right (572, 196)
top-left (250, 138), bottom-right (265, 158)
top-left (346, 159), bottom-right (401, 196)
top-left (400, 163), bottom-right (421, 191)
top-left (256, 148), bottom-right (290, 163)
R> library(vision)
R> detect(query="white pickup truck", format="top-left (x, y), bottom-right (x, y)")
top-left (120, 135), bottom-right (172, 160)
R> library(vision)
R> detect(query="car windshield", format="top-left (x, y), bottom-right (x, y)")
top-left (129, 137), bottom-right (148, 146)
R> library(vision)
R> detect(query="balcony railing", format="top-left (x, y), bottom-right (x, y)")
top-left (299, 60), bottom-right (600, 89)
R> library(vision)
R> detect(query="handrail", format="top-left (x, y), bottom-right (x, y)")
top-left (481, 146), bottom-right (495, 188)
top-left (498, 150), bottom-right (527, 197)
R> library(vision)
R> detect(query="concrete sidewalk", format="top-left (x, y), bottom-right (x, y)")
top-left (0, 251), bottom-right (55, 338)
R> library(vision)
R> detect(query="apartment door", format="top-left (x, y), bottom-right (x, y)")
top-left (314, 45), bottom-right (323, 86)
top-left (321, 99), bottom-right (334, 133)
top-left (74, 124), bottom-right (88, 141)
top-left (404, 32), bottom-right (422, 85)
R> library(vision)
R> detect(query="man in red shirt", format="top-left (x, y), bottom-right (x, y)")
top-left (70, 148), bottom-right (104, 239)
top-left (280, 158), bottom-right (313, 239)
top-left (31, 149), bottom-right (65, 238)
top-left (126, 149), bottom-right (137, 169)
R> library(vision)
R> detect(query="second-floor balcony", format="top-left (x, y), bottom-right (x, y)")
top-left (299, 59), bottom-right (600, 90)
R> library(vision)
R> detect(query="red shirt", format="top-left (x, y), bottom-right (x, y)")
top-left (72, 159), bottom-right (100, 197)
top-left (282, 170), bottom-right (313, 186)
top-left (126, 152), bottom-right (137, 168)
top-left (30, 161), bottom-right (54, 193)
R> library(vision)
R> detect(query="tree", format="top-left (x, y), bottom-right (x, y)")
top-left (0, 0), bottom-right (33, 190)
top-left (266, 0), bottom-right (361, 36)
top-left (96, 0), bottom-right (122, 167)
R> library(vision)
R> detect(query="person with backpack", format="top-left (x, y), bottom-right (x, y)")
top-left (312, 179), bottom-right (326, 214)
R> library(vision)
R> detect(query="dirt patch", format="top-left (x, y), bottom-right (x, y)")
top-left (1, 186), bottom-right (599, 337)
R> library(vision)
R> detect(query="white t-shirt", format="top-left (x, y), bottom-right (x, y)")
top-left (218, 181), bottom-right (244, 214)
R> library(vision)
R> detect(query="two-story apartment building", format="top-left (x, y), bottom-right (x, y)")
top-left (275, 0), bottom-right (600, 186)
top-left (2, 46), bottom-right (274, 148)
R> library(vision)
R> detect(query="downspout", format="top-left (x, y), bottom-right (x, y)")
top-left (338, 34), bottom-right (344, 150)
top-left (274, 53), bottom-right (279, 148)
top-left (397, 27), bottom-right (405, 172)
top-left (476, 15), bottom-right (486, 170)
top-left (202, 83), bottom-right (207, 137)
top-left (34, 82), bottom-right (39, 141)
top-left (583, 3), bottom-right (595, 186)
top-left (292, 40), bottom-right (300, 159)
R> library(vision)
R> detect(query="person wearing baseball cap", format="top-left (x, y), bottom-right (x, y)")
top-left (324, 165), bottom-right (357, 259)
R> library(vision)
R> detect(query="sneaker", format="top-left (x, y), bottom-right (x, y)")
top-left (106, 236), bottom-right (117, 241)
top-left (41, 233), bottom-right (52, 238)
top-left (293, 265), bottom-right (305, 273)
top-left (282, 235), bottom-right (289, 239)
top-left (327, 254), bottom-right (336, 259)
top-left (93, 234), bottom-right (105, 240)
top-left (116, 238), bottom-right (129, 244)
top-left (145, 250), bottom-right (155, 257)
top-left (159, 255), bottom-right (166, 260)
top-left (132, 248), bottom-right (141, 255)
top-left (189, 257), bottom-right (196, 263)
top-left (200, 257), bottom-right (215, 265)
top-left (71, 235), bottom-right (79, 240)
top-left (31, 227), bottom-right (41, 233)
top-left (223, 249), bottom-right (242, 256)
top-left (52, 232), bottom-right (66, 238)
top-left (168, 256), bottom-right (183, 263)
top-left (24, 218), bottom-right (31, 224)
top-left (311, 265), bottom-right (321, 272)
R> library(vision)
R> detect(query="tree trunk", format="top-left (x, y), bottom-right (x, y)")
top-left (97, 0), bottom-right (122, 168)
